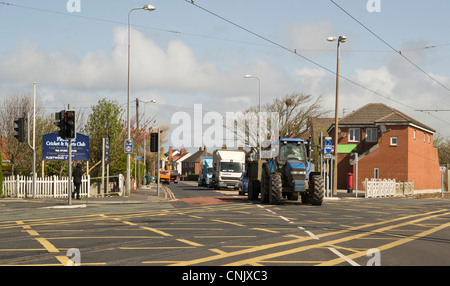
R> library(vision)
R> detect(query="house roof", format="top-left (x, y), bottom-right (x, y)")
top-left (183, 149), bottom-right (212, 163)
top-left (173, 152), bottom-right (191, 162)
top-left (328, 103), bottom-right (435, 133)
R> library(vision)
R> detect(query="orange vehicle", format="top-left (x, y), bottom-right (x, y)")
top-left (159, 157), bottom-right (172, 184)
top-left (159, 170), bottom-right (171, 183)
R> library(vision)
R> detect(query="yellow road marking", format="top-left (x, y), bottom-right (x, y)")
top-left (0, 249), bottom-right (45, 251)
top-left (25, 230), bottom-right (39, 236)
top-left (119, 246), bottom-right (195, 250)
top-left (140, 226), bottom-right (172, 237)
top-left (209, 248), bottom-right (227, 255)
top-left (47, 236), bottom-right (161, 239)
top-left (211, 219), bottom-right (245, 227)
top-left (319, 220), bottom-right (450, 266)
top-left (252, 228), bottom-right (280, 233)
top-left (177, 239), bottom-right (204, 247)
top-left (34, 237), bottom-right (59, 253)
top-left (230, 211), bottom-right (450, 266)
top-left (141, 261), bottom-right (182, 264)
top-left (170, 209), bottom-right (446, 266)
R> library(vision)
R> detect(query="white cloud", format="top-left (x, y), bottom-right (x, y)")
top-left (354, 66), bottom-right (397, 96)
top-left (2, 25), bottom-right (449, 138)
top-left (285, 21), bottom-right (335, 53)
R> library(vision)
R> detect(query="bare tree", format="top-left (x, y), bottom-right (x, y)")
top-left (0, 94), bottom-right (45, 175)
top-left (267, 92), bottom-right (327, 138)
top-left (229, 92), bottom-right (327, 153)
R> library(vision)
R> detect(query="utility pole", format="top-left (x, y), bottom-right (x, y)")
top-left (67, 104), bottom-right (72, 205)
top-left (26, 83), bottom-right (37, 199)
top-left (136, 98), bottom-right (140, 188)
top-left (327, 35), bottom-right (347, 196)
top-left (157, 127), bottom-right (160, 197)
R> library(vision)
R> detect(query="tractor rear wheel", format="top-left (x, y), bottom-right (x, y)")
top-left (269, 172), bottom-right (282, 205)
top-left (261, 164), bottom-right (270, 203)
top-left (310, 175), bottom-right (324, 206)
top-left (248, 180), bottom-right (260, 201)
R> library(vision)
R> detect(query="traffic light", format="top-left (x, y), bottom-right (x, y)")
top-left (64, 109), bottom-right (76, 140)
top-left (14, 118), bottom-right (25, 142)
top-left (150, 132), bottom-right (158, 152)
top-left (54, 109), bottom-right (76, 140)
top-left (54, 110), bottom-right (66, 138)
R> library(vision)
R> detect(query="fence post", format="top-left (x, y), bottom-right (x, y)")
top-left (87, 175), bottom-right (90, 198)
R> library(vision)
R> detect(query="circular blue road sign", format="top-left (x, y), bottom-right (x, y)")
top-left (325, 140), bottom-right (332, 154)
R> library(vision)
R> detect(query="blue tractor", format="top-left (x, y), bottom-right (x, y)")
top-left (247, 138), bottom-right (324, 205)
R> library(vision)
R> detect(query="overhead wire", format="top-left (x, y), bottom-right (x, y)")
top-left (329, 0), bottom-right (450, 111)
top-left (182, 1), bottom-right (450, 125)
top-left (2, 1), bottom-right (449, 124)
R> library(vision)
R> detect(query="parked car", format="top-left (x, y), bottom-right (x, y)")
top-left (238, 171), bottom-right (249, 195)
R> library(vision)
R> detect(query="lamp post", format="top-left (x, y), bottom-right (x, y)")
top-left (126, 5), bottom-right (155, 196)
top-left (244, 75), bottom-right (261, 158)
top-left (327, 35), bottom-right (346, 196)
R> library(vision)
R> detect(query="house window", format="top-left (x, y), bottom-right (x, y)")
top-left (349, 128), bottom-right (360, 142)
top-left (423, 133), bottom-right (426, 143)
top-left (366, 128), bottom-right (378, 142)
top-left (374, 168), bottom-right (379, 179)
top-left (390, 136), bottom-right (398, 146)
top-left (413, 130), bottom-right (416, 140)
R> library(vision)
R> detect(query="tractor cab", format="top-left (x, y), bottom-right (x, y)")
top-left (277, 138), bottom-right (311, 178)
top-left (278, 139), bottom-right (307, 162)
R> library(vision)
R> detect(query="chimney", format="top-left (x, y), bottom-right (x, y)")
top-left (180, 148), bottom-right (187, 155)
top-left (222, 144), bottom-right (227, 150)
top-left (169, 146), bottom-right (173, 161)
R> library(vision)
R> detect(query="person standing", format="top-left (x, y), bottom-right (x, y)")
top-left (72, 163), bottom-right (82, 200)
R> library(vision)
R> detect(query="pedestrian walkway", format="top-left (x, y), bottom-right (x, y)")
top-left (0, 183), bottom-right (167, 211)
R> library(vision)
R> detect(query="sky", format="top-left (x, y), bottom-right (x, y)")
top-left (1, 0), bottom-right (450, 153)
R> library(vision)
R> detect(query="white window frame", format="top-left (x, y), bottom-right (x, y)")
top-left (348, 128), bottom-right (360, 142)
top-left (366, 128), bottom-right (378, 143)
top-left (390, 136), bottom-right (398, 146)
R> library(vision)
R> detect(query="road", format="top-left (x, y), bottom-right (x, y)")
top-left (1, 181), bottom-right (450, 271)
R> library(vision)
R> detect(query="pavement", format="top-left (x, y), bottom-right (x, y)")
top-left (0, 183), bottom-right (168, 212)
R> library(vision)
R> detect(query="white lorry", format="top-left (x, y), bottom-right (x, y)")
top-left (212, 149), bottom-right (245, 190)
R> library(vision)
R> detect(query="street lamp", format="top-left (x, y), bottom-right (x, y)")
top-left (327, 35), bottom-right (346, 196)
top-left (244, 75), bottom-right (261, 158)
top-left (126, 5), bottom-right (156, 196)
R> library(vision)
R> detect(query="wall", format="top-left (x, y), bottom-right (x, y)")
top-left (355, 125), bottom-right (409, 190)
top-left (334, 126), bottom-right (379, 189)
top-left (407, 128), bottom-right (441, 190)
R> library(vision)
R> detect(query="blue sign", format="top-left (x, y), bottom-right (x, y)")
top-left (43, 133), bottom-right (89, 161)
top-left (325, 140), bottom-right (332, 154)
top-left (104, 135), bottom-right (110, 163)
top-left (124, 139), bottom-right (133, 154)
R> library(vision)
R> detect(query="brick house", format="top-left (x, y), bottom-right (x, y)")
top-left (327, 103), bottom-right (441, 191)
top-left (182, 146), bottom-right (212, 175)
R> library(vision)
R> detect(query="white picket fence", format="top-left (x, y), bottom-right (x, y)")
top-left (364, 178), bottom-right (414, 198)
top-left (2, 175), bottom-right (90, 198)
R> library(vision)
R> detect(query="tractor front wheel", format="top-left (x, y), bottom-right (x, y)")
top-left (269, 172), bottom-right (282, 205)
top-left (310, 175), bottom-right (324, 206)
